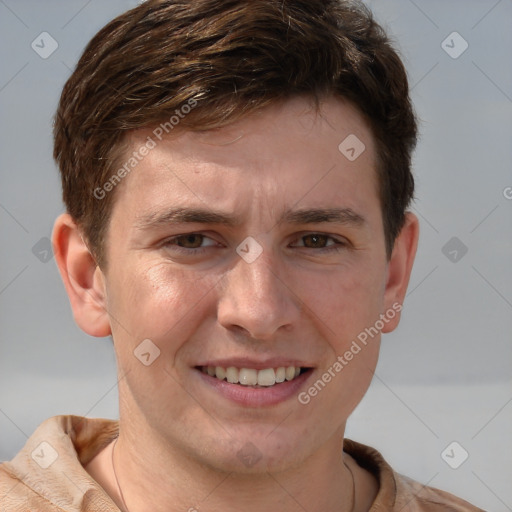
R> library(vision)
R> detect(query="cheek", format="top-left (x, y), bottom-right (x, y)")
top-left (294, 260), bottom-right (387, 346)
top-left (106, 261), bottom-right (219, 356)
top-left (307, 263), bottom-right (385, 413)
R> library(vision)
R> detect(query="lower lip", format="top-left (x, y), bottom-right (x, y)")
top-left (194, 368), bottom-right (313, 407)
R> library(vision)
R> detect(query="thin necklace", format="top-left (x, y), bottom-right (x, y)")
top-left (344, 459), bottom-right (356, 512)
top-left (111, 437), bottom-right (130, 512)
top-left (112, 438), bottom-right (356, 512)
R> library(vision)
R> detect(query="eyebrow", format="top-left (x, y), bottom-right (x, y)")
top-left (135, 208), bottom-right (240, 229)
top-left (282, 208), bottom-right (366, 226)
top-left (135, 206), bottom-right (366, 230)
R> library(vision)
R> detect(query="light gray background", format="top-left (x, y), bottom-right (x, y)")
top-left (0, 0), bottom-right (511, 509)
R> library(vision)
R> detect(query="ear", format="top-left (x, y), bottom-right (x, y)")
top-left (381, 212), bottom-right (419, 333)
top-left (52, 213), bottom-right (111, 337)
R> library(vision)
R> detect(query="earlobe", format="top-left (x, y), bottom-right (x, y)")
top-left (52, 213), bottom-right (112, 338)
top-left (381, 212), bottom-right (419, 333)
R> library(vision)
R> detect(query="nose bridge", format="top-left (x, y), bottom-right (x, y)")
top-left (233, 252), bottom-right (284, 313)
top-left (242, 252), bottom-right (278, 298)
top-left (217, 249), bottom-right (298, 338)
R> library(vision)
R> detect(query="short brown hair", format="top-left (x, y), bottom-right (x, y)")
top-left (54, 0), bottom-right (417, 266)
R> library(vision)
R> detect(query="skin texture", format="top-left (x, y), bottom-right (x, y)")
top-left (53, 96), bottom-right (419, 512)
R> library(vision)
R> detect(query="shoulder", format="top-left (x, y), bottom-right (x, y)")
top-left (394, 473), bottom-right (485, 512)
top-left (343, 438), bottom-right (485, 511)
top-left (0, 458), bottom-right (69, 511)
top-left (0, 415), bottom-right (119, 511)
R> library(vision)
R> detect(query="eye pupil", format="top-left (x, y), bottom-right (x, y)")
top-left (178, 234), bottom-right (203, 248)
top-left (304, 234), bottom-right (327, 248)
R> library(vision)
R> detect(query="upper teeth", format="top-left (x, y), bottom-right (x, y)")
top-left (201, 366), bottom-right (301, 387)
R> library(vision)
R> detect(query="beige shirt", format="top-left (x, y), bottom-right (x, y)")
top-left (0, 415), bottom-right (483, 511)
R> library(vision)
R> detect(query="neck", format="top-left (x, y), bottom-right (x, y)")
top-left (107, 421), bottom-right (356, 512)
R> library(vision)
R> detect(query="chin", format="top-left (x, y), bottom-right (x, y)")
top-left (194, 430), bottom-right (312, 475)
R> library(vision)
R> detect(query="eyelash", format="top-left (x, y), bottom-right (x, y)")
top-left (290, 233), bottom-right (348, 253)
top-left (162, 233), bottom-right (348, 255)
top-left (163, 233), bottom-right (218, 255)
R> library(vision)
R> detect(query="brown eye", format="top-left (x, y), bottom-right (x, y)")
top-left (174, 234), bottom-right (205, 248)
top-left (164, 233), bottom-right (219, 254)
top-left (301, 234), bottom-right (330, 248)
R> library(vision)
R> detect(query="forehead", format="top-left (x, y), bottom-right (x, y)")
top-left (132, 96), bottom-right (374, 161)
top-left (112, 96), bottom-right (379, 222)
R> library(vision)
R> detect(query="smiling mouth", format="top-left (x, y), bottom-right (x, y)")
top-left (197, 365), bottom-right (311, 388)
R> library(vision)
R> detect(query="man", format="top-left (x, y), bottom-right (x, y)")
top-left (0, 0), bottom-right (482, 510)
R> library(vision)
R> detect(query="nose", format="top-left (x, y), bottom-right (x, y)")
top-left (217, 250), bottom-right (301, 340)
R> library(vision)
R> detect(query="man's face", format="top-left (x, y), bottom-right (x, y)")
top-left (102, 96), bottom-right (395, 472)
